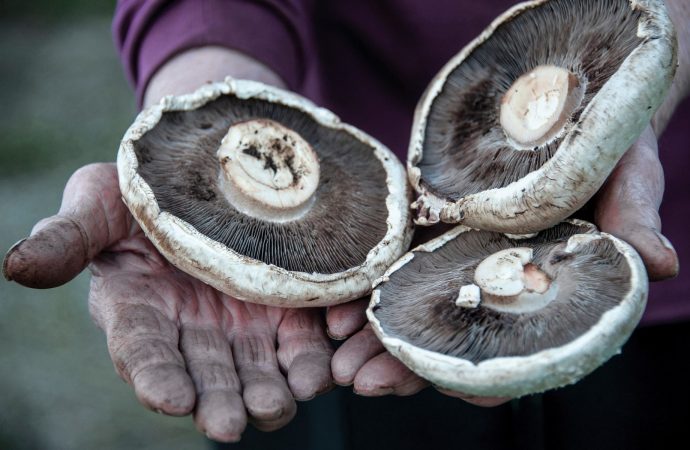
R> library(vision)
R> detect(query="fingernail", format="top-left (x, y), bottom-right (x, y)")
top-left (316, 383), bottom-right (335, 396)
top-left (327, 328), bottom-right (347, 341)
top-left (654, 231), bottom-right (676, 253)
top-left (155, 408), bottom-right (163, 414)
top-left (654, 231), bottom-right (679, 276)
top-left (354, 386), bottom-right (394, 396)
top-left (333, 378), bottom-right (353, 387)
top-left (3, 238), bottom-right (27, 281)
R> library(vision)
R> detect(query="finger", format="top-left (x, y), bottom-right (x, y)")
top-left (277, 308), bottom-right (333, 400)
top-left (595, 125), bottom-right (678, 280)
top-left (435, 389), bottom-right (510, 407)
top-left (180, 327), bottom-right (246, 442)
top-left (3, 163), bottom-right (132, 288)
top-left (232, 332), bottom-right (296, 431)
top-left (353, 352), bottom-right (429, 396)
top-left (331, 325), bottom-right (385, 386)
top-left (326, 298), bottom-right (368, 340)
top-left (97, 295), bottom-right (195, 416)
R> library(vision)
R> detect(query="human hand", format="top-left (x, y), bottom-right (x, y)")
top-left (4, 47), bottom-right (337, 441)
top-left (327, 123), bottom-right (679, 407)
top-left (3, 163), bottom-right (334, 441)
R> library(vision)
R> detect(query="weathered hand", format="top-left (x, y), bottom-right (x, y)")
top-left (327, 125), bottom-right (679, 407)
top-left (3, 163), bottom-right (334, 441)
top-left (595, 125), bottom-right (678, 280)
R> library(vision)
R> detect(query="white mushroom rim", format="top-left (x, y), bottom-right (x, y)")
top-left (118, 77), bottom-right (411, 307)
top-left (408, 0), bottom-right (676, 233)
top-left (367, 221), bottom-right (647, 397)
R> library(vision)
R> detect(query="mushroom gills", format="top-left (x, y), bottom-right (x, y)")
top-left (370, 221), bottom-right (647, 397)
top-left (415, 0), bottom-right (645, 202)
top-left (120, 80), bottom-right (413, 306)
top-left (409, 0), bottom-right (675, 233)
top-left (131, 95), bottom-right (393, 274)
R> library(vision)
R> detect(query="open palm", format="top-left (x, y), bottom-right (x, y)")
top-left (4, 163), bottom-right (333, 442)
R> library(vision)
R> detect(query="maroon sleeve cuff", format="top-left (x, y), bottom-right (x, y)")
top-left (113, 0), bottom-right (310, 107)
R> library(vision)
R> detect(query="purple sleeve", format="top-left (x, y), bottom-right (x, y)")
top-left (113, 0), bottom-right (313, 106)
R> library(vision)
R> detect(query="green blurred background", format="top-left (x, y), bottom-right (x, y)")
top-left (0, 1), bottom-right (208, 448)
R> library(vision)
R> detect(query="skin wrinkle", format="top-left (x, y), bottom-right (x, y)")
top-left (94, 255), bottom-right (298, 427)
top-left (233, 333), bottom-right (279, 368)
top-left (105, 302), bottom-right (180, 345)
top-left (188, 364), bottom-right (242, 393)
top-left (127, 344), bottom-right (186, 384)
top-left (1, 103), bottom-right (333, 433)
top-left (86, 165), bottom-right (123, 250)
top-left (273, 308), bottom-right (333, 398)
top-left (181, 329), bottom-right (235, 368)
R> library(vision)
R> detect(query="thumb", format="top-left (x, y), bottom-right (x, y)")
top-left (594, 125), bottom-right (678, 281)
top-left (3, 163), bottom-right (132, 288)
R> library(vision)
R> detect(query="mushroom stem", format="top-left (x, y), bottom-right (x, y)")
top-left (217, 119), bottom-right (320, 222)
top-left (500, 65), bottom-right (585, 149)
top-left (463, 247), bottom-right (556, 313)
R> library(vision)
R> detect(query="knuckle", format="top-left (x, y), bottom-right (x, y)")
top-left (188, 362), bottom-right (241, 394)
top-left (110, 336), bottom-right (184, 381)
top-left (232, 333), bottom-right (277, 369)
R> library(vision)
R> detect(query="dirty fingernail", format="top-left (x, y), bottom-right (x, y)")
top-left (655, 231), bottom-right (676, 253)
top-left (3, 238), bottom-right (27, 281)
top-left (327, 328), bottom-right (348, 340)
top-left (354, 386), bottom-right (394, 396)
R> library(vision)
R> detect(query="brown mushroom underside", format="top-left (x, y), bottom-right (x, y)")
top-left (372, 223), bottom-right (632, 364)
top-left (418, 0), bottom-right (642, 202)
top-left (133, 95), bottom-right (390, 274)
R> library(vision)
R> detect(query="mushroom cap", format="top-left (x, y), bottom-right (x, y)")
top-left (368, 220), bottom-right (648, 397)
top-left (117, 78), bottom-right (412, 307)
top-left (409, 0), bottom-right (677, 233)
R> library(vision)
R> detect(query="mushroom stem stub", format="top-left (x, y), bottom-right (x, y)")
top-left (500, 65), bottom-right (585, 149)
top-left (217, 119), bottom-right (320, 222)
top-left (466, 247), bottom-right (556, 313)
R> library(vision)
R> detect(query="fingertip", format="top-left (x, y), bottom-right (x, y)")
top-left (326, 328), bottom-right (348, 341)
top-left (133, 364), bottom-right (196, 416)
top-left (331, 327), bottom-right (384, 386)
top-left (243, 378), bottom-right (296, 429)
top-left (3, 238), bottom-right (25, 282)
top-left (195, 391), bottom-right (247, 443)
top-left (610, 225), bottom-right (679, 281)
top-left (3, 217), bottom-right (89, 288)
top-left (287, 353), bottom-right (333, 401)
top-left (436, 389), bottom-right (510, 407)
top-left (353, 353), bottom-right (427, 397)
top-left (647, 230), bottom-right (679, 281)
top-left (326, 298), bottom-right (368, 339)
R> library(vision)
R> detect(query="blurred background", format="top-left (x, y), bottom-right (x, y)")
top-left (0, 1), bottom-right (207, 448)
